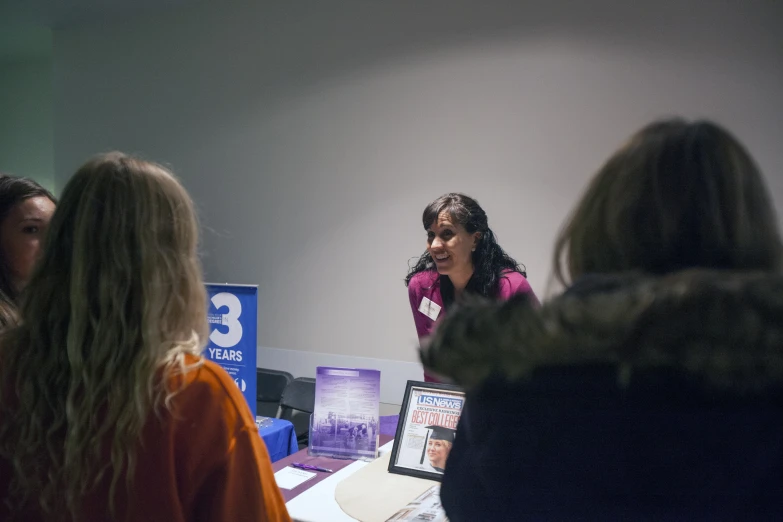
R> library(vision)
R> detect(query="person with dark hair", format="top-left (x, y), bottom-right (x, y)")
top-left (0, 174), bottom-right (56, 330)
top-left (405, 193), bottom-right (537, 381)
top-left (422, 119), bottom-right (783, 520)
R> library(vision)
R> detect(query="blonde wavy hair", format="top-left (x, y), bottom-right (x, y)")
top-left (0, 152), bottom-right (209, 519)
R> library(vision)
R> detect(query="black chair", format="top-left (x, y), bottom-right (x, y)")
top-left (279, 377), bottom-right (316, 450)
top-left (256, 368), bottom-right (293, 418)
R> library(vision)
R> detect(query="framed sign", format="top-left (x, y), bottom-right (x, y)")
top-left (204, 283), bottom-right (258, 418)
top-left (388, 381), bottom-right (465, 482)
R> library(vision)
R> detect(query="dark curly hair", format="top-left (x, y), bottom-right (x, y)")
top-left (0, 174), bottom-right (56, 330)
top-left (405, 193), bottom-right (525, 301)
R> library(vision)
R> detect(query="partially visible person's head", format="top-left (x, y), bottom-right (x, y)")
top-left (554, 118), bottom-right (783, 286)
top-left (0, 152), bottom-right (208, 519)
top-left (0, 175), bottom-right (56, 327)
top-left (406, 193), bottom-right (525, 296)
top-left (425, 425), bottom-right (456, 471)
top-left (426, 438), bottom-right (453, 470)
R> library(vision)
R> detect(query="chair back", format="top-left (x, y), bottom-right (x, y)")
top-left (256, 368), bottom-right (294, 418)
top-left (279, 377), bottom-right (316, 449)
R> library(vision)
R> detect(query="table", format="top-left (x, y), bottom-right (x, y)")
top-left (273, 435), bottom-right (395, 522)
top-left (258, 416), bottom-right (299, 463)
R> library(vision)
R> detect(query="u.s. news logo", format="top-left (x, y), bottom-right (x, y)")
top-left (416, 395), bottom-right (463, 410)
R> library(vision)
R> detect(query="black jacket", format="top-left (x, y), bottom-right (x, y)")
top-left (421, 270), bottom-right (783, 521)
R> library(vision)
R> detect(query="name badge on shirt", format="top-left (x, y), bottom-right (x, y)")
top-left (418, 297), bottom-right (441, 321)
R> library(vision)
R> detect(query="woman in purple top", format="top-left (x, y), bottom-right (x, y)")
top-left (405, 193), bottom-right (537, 382)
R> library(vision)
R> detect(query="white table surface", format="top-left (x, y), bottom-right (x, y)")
top-left (285, 440), bottom-right (395, 522)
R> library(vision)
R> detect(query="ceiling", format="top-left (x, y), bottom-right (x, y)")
top-left (0, 0), bottom-right (199, 63)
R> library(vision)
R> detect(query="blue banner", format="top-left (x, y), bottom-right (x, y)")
top-left (205, 283), bottom-right (258, 418)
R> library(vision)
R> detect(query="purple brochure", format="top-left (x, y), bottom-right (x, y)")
top-left (309, 367), bottom-right (381, 461)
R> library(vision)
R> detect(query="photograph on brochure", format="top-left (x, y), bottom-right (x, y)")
top-left (388, 380), bottom-right (465, 481)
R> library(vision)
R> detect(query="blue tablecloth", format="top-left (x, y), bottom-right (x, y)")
top-left (257, 417), bottom-right (298, 463)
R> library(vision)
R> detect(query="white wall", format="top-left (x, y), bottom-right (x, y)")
top-left (0, 60), bottom-right (55, 191)
top-left (52, 0), bottom-right (783, 397)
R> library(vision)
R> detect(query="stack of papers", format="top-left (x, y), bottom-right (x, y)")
top-left (274, 467), bottom-right (317, 490)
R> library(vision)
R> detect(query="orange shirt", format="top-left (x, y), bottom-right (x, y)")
top-left (0, 356), bottom-right (292, 522)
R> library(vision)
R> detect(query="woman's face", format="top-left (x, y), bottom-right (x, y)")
top-left (0, 196), bottom-right (56, 292)
top-left (427, 211), bottom-right (479, 277)
top-left (427, 438), bottom-right (452, 469)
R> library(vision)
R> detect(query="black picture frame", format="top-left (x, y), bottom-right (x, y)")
top-left (387, 380), bottom-right (465, 482)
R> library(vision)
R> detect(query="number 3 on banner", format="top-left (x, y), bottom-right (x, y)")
top-left (210, 292), bottom-right (243, 348)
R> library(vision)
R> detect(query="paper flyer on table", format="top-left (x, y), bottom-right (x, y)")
top-left (274, 467), bottom-right (316, 490)
top-left (385, 485), bottom-right (449, 522)
top-left (309, 367), bottom-right (380, 460)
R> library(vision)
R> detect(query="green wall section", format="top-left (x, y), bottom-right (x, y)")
top-left (0, 60), bottom-right (55, 193)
